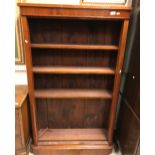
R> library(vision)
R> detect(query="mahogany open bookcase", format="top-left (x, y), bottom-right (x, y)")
top-left (18, 3), bottom-right (131, 155)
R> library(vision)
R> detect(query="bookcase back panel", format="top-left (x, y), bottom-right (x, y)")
top-left (36, 99), bottom-right (110, 129)
top-left (34, 74), bottom-right (114, 90)
top-left (32, 49), bottom-right (117, 68)
top-left (28, 18), bottom-right (122, 45)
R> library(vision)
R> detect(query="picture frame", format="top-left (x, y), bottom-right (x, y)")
top-left (81, 0), bottom-right (132, 6)
top-left (15, 0), bottom-right (25, 64)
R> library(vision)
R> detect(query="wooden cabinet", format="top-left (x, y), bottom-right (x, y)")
top-left (15, 85), bottom-right (30, 155)
top-left (116, 6), bottom-right (140, 155)
top-left (18, 3), bottom-right (131, 155)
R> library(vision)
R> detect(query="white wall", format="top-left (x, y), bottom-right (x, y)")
top-left (15, 65), bottom-right (27, 85)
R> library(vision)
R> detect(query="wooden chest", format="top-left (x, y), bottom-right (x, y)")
top-left (15, 85), bottom-right (30, 155)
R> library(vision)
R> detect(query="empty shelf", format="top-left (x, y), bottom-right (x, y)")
top-left (38, 128), bottom-right (107, 142)
top-left (31, 43), bottom-right (118, 50)
top-left (32, 67), bottom-right (115, 75)
top-left (35, 89), bottom-right (112, 99)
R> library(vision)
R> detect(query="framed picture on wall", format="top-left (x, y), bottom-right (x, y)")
top-left (15, 0), bottom-right (24, 64)
top-left (81, 0), bottom-right (132, 6)
top-left (82, 0), bottom-right (126, 4)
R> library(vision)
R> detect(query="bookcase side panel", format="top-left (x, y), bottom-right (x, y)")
top-left (21, 16), bottom-right (38, 145)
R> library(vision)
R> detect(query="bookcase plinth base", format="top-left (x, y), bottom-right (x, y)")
top-left (32, 143), bottom-right (113, 155)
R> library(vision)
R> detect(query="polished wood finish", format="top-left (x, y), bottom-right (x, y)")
top-left (33, 67), bottom-right (115, 75)
top-left (32, 49), bottom-right (117, 68)
top-left (35, 89), bottom-right (112, 99)
top-left (117, 99), bottom-right (140, 155)
top-left (36, 99), bottom-right (110, 129)
top-left (108, 20), bottom-right (129, 143)
top-left (18, 3), bottom-right (132, 10)
top-left (31, 43), bottom-right (118, 50)
top-left (28, 18), bottom-right (121, 45)
top-left (32, 145), bottom-right (112, 155)
top-left (117, 8), bottom-right (140, 155)
top-left (19, 3), bottom-right (131, 155)
top-left (123, 18), bottom-right (140, 118)
top-left (21, 7), bottom-right (129, 19)
top-left (15, 85), bottom-right (30, 155)
top-left (38, 129), bottom-right (107, 141)
top-left (34, 74), bottom-right (114, 90)
top-left (21, 16), bottom-right (38, 145)
top-left (18, 3), bottom-right (131, 19)
top-left (15, 85), bottom-right (28, 108)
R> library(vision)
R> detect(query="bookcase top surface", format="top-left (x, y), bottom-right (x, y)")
top-left (15, 85), bottom-right (28, 108)
top-left (18, 2), bottom-right (131, 19)
top-left (18, 2), bottom-right (132, 11)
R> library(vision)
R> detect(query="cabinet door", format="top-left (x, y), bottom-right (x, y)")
top-left (117, 7), bottom-right (140, 155)
top-left (117, 100), bottom-right (140, 155)
top-left (123, 13), bottom-right (140, 118)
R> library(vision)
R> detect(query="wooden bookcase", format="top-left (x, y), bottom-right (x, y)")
top-left (19, 3), bottom-right (131, 155)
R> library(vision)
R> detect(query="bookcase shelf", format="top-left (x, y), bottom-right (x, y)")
top-left (31, 43), bottom-right (119, 51)
top-left (35, 89), bottom-right (112, 99)
top-left (38, 128), bottom-right (107, 142)
top-left (32, 67), bottom-right (115, 75)
top-left (20, 3), bottom-right (131, 155)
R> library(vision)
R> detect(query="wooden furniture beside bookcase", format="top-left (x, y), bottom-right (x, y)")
top-left (18, 3), bottom-right (131, 155)
top-left (15, 85), bottom-right (30, 155)
top-left (117, 8), bottom-right (140, 155)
